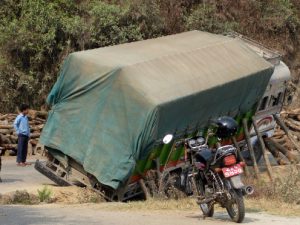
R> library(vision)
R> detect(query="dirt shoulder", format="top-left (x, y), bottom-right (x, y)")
top-left (1, 156), bottom-right (300, 218)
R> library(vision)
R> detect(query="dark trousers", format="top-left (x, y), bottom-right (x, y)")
top-left (17, 134), bottom-right (29, 163)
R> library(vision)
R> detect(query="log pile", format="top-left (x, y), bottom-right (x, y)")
top-left (0, 110), bottom-right (47, 156)
top-left (273, 108), bottom-right (300, 151)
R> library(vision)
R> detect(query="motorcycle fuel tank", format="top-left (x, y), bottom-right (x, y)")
top-left (195, 148), bottom-right (214, 166)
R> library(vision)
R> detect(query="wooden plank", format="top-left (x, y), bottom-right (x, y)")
top-left (242, 118), bottom-right (260, 178)
top-left (252, 118), bottom-right (274, 182)
top-left (274, 114), bottom-right (300, 152)
top-left (1, 144), bottom-right (17, 150)
top-left (139, 179), bottom-right (150, 200)
top-left (30, 133), bottom-right (40, 139)
top-left (0, 125), bottom-right (13, 129)
top-left (0, 114), bottom-right (8, 120)
top-left (263, 138), bottom-right (288, 165)
top-left (231, 136), bottom-right (250, 176)
top-left (266, 137), bottom-right (299, 163)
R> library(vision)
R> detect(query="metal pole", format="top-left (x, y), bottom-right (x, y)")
top-left (242, 118), bottom-right (260, 178)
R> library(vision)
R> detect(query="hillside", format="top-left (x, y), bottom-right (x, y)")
top-left (0, 0), bottom-right (299, 111)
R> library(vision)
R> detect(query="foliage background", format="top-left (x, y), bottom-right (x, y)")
top-left (0, 0), bottom-right (299, 111)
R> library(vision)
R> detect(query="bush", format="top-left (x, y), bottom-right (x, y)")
top-left (260, 0), bottom-right (300, 34)
top-left (37, 186), bottom-right (53, 203)
top-left (0, 0), bottom-right (86, 110)
top-left (186, 3), bottom-right (238, 34)
top-left (0, 0), bottom-right (299, 111)
top-left (249, 166), bottom-right (300, 204)
top-left (0, 190), bottom-right (39, 205)
top-left (0, 0), bottom-right (147, 111)
top-left (125, 0), bottom-right (166, 39)
top-left (88, 1), bottom-right (143, 47)
top-left (0, 65), bottom-right (35, 112)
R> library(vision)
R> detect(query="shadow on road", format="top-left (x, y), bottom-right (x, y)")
top-left (186, 212), bottom-right (259, 224)
top-left (1, 178), bottom-right (23, 183)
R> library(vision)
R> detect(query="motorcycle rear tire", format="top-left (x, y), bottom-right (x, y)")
top-left (226, 189), bottom-right (245, 223)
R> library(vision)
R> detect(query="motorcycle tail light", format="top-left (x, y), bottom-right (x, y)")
top-left (223, 155), bottom-right (236, 166)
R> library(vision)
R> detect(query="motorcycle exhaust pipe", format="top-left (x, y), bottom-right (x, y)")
top-left (242, 185), bottom-right (254, 195)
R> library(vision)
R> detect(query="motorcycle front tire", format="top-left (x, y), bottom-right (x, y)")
top-left (194, 177), bottom-right (214, 217)
top-left (226, 189), bottom-right (245, 223)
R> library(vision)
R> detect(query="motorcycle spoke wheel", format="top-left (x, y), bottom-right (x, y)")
top-left (194, 177), bottom-right (214, 217)
top-left (200, 202), bottom-right (214, 217)
top-left (226, 190), bottom-right (245, 223)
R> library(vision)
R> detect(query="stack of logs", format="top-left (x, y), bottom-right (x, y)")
top-left (274, 108), bottom-right (300, 149)
top-left (270, 108), bottom-right (300, 164)
top-left (0, 110), bottom-right (47, 156)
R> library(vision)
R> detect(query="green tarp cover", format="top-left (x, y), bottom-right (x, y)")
top-left (40, 31), bottom-right (274, 189)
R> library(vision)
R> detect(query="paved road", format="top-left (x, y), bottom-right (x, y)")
top-left (0, 204), bottom-right (300, 225)
top-left (0, 157), bottom-right (55, 194)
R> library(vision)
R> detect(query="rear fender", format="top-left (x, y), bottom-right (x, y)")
top-left (228, 175), bottom-right (244, 189)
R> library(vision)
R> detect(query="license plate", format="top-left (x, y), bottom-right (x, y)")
top-left (222, 164), bottom-right (243, 178)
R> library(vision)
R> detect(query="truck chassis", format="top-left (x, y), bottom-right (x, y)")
top-left (35, 155), bottom-right (144, 201)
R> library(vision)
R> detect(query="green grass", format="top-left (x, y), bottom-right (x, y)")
top-left (37, 186), bottom-right (53, 203)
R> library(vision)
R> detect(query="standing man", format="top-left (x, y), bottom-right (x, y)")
top-left (13, 104), bottom-right (31, 166)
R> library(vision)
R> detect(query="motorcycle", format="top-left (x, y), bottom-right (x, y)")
top-left (163, 116), bottom-right (253, 223)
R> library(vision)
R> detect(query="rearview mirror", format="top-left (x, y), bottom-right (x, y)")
top-left (163, 134), bottom-right (173, 144)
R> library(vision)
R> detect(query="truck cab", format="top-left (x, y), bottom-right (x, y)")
top-left (253, 61), bottom-right (291, 137)
top-left (233, 34), bottom-right (292, 164)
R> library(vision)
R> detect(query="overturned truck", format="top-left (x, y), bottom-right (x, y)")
top-left (35, 31), bottom-right (291, 201)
